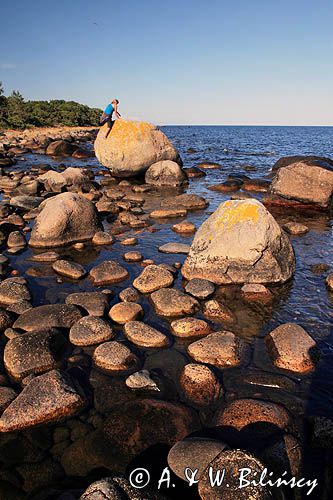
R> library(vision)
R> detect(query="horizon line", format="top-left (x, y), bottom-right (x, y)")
top-left (158, 123), bottom-right (333, 127)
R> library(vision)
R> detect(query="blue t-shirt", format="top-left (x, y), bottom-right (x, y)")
top-left (104, 103), bottom-right (114, 115)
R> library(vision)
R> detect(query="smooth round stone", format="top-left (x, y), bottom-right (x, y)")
top-left (283, 221), bottom-right (309, 235)
top-left (161, 194), bottom-right (208, 210)
top-left (150, 208), bottom-right (187, 219)
top-left (120, 237), bottom-right (138, 246)
top-left (0, 277), bottom-right (31, 305)
top-left (202, 299), bottom-right (236, 323)
top-left (326, 273), bottom-right (333, 291)
top-left (240, 283), bottom-right (273, 303)
top-left (52, 260), bottom-right (86, 279)
top-left (93, 341), bottom-right (139, 373)
top-left (158, 242), bottom-right (190, 254)
top-left (92, 231), bottom-right (115, 245)
top-left (7, 231), bottom-right (27, 248)
top-left (119, 287), bottom-right (140, 302)
top-left (109, 302), bottom-right (143, 324)
top-left (141, 258), bottom-right (155, 266)
top-left (185, 278), bottom-right (215, 299)
top-left (150, 288), bottom-right (199, 317)
top-left (213, 398), bottom-right (290, 437)
top-left (124, 321), bottom-right (169, 348)
top-left (133, 265), bottom-right (174, 293)
top-left (65, 292), bottom-right (109, 316)
top-left (123, 251), bottom-right (143, 262)
top-left (30, 252), bottom-right (60, 262)
top-left (198, 450), bottom-right (272, 499)
top-left (188, 331), bottom-right (243, 369)
top-left (197, 161), bottom-right (222, 169)
top-left (180, 363), bottom-right (222, 406)
top-left (170, 317), bottom-right (211, 338)
top-left (125, 370), bottom-right (159, 392)
top-left (168, 437), bottom-right (227, 481)
top-left (89, 261), bottom-right (129, 286)
top-left (172, 220), bottom-right (196, 234)
top-left (209, 181), bottom-right (241, 192)
top-left (69, 316), bottom-right (114, 346)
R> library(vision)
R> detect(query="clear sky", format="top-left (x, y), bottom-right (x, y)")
top-left (1, 0), bottom-right (332, 125)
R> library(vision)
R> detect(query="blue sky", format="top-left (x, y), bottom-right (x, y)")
top-left (1, 0), bottom-right (332, 125)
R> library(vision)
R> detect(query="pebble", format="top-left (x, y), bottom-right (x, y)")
top-left (30, 251), bottom-right (60, 262)
top-left (89, 260), bottom-right (129, 285)
top-left (172, 220), bottom-right (196, 234)
top-left (124, 321), bottom-right (169, 348)
top-left (180, 363), bottom-right (222, 406)
top-left (93, 341), bottom-right (139, 373)
top-left (185, 278), bottom-right (215, 299)
top-left (149, 208), bottom-right (187, 219)
top-left (125, 370), bottom-right (160, 392)
top-left (188, 331), bottom-right (243, 368)
top-left (170, 317), bottom-right (211, 338)
top-left (92, 231), bottom-right (115, 245)
top-left (325, 273), bottom-right (333, 291)
top-left (52, 260), bottom-right (86, 279)
top-left (202, 299), bottom-right (236, 322)
top-left (133, 264), bottom-right (174, 293)
top-left (119, 287), bottom-right (140, 302)
top-left (123, 250), bottom-right (143, 262)
top-left (7, 231), bottom-right (27, 248)
top-left (283, 221), bottom-right (309, 235)
top-left (69, 316), bottom-right (114, 346)
top-left (150, 288), bottom-right (199, 317)
top-left (109, 302), bottom-right (143, 324)
top-left (158, 242), bottom-right (190, 254)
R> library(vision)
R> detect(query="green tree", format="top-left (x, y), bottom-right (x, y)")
top-left (0, 82), bottom-right (8, 129)
top-left (6, 90), bottom-right (28, 129)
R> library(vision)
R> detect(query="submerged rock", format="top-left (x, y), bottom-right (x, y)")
top-left (168, 438), bottom-right (227, 481)
top-left (266, 323), bottom-right (319, 374)
top-left (52, 259), bottom-right (86, 279)
top-left (13, 304), bottom-right (83, 331)
top-left (198, 449), bottom-right (272, 499)
top-left (0, 370), bottom-right (86, 432)
top-left (170, 317), bottom-right (211, 338)
top-left (0, 277), bottom-right (31, 306)
top-left (108, 302), bottom-right (143, 324)
top-left (29, 192), bottom-right (102, 248)
top-left (182, 199), bottom-right (295, 284)
top-left (103, 399), bottom-right (200, 466)
top-left (65, 291), bottom-right (109, 316)
top-left (94, 119), bottom-right (181, 177)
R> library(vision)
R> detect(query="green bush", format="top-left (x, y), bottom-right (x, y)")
top-left (0, 82), bottom-right (102, 130)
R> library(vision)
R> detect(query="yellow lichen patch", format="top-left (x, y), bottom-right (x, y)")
top-left (214, 201), bottom-right (260, 231)
top-left (103, 120), bottom-right (155, 147)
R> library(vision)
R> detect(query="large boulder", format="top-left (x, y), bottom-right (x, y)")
top-left (94, 119), bottom-right (181, 177)
top-left (29, 192), bottom-right (102, 247)
top-left (270, 159), bottom-right (333, 209)
top-left (271, 155), bottom-right (333, 172)
top-left (182, 199), bottom-right (295, 284)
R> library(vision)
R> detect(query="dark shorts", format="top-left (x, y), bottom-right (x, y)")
top-left (99, 112), bottom-right (111, 125)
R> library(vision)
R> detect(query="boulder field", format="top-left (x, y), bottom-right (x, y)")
top-left (182, 198), bottom-right (295, 284)
top-left (94, 119), bottom-right (182, 177)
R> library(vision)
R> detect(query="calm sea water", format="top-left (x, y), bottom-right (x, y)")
top-left (6, 125), bottom-right (333, 498)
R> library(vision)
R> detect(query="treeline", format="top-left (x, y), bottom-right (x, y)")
top-left (0, 82), bottom-right (102, 130)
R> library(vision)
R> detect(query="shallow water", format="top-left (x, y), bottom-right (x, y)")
top-left (2, 126), bottom-right (333, 498)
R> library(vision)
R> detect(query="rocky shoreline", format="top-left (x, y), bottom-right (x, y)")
top-left (0, 121), bottom-right (331, 498)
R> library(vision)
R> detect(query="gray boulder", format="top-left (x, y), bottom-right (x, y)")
top-left (145, 160), bottom-right (187, 187)
top-left (182, 199), bottom-right (295, 284)
top-left (29, 192), bottom-right (102, 247)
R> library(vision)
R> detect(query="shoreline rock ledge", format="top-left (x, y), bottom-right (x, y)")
top-left (94, 119), bottom-right (182, 177)
top-left (182, 198), bottom-right (295, 285)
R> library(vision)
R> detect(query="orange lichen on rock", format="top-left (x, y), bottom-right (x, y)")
top-left (214, 200), bottom-right (260, 231)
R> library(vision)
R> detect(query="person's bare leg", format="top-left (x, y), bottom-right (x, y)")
top-left (105, 119), bottom-right (115, 139)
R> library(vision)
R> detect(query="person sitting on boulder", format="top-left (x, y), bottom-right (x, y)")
top-left (99, 99), bottom-right (121, 138)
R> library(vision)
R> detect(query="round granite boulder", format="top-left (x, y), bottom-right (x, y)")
top-left (94, 119), bottom-right (181, 177)
top-left (182, 199), bottom-right (295, 284)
